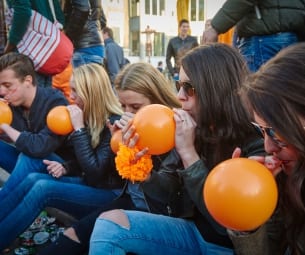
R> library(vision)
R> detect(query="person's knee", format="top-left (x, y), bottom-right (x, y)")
top-left (98, 209), bottom-right (130, 229)
top-left (64, 227), bottom-right (81, 243)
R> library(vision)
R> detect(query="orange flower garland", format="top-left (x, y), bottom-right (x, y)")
top-left (115, 143), bottom-right (153, 182)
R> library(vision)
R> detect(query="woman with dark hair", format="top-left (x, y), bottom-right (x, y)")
top-left (87, 43), bottom-right (265, 255)
top-left (228, 42), bottom-right (305, 255)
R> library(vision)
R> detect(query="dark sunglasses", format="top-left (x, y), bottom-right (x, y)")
top-left (175, 80), bottom-right (195, 97)
top-left (251, 122), bottom-right (287, 148)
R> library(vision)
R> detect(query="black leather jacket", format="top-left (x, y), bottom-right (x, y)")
top-left (63, 115), bottom-right (124, 190)
top-left (63, 0), bottom-right (105, 49)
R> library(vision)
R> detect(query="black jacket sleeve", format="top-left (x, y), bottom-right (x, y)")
top-left (64, 0), bottom-right (90, 42)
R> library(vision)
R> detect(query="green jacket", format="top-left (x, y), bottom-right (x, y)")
top-left (7, 0), bottom-right (65, 45)
top-left (211, 0), bottom-right (305, 39)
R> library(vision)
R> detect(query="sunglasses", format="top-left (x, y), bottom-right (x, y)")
top-left (251, 122), bottom-right (287, 148)
top-left (175, 80), bottom-right (195, 97)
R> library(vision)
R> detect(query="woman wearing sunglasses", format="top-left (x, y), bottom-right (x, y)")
top-left (230, 42), bottom-right (305, 255)
top-left (87, 43), bottom-right (265, 255)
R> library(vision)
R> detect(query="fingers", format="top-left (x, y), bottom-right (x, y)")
top-left (133, 148), bottom-right (149, 162)
top-left (44, 160), bottom-right (66, 178)
top-left (119, 113), bottom-right (134, 129)
top-left (231, 147), bottom-right (241, 158)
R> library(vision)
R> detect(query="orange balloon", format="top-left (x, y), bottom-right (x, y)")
top-left (132, 104), bottom-right (175, 155)
top-left (0, 100), bottom-right (13, 125)
top-left (46, 106), bottom-right (73, 135)
top-left (203, 158), bottom-right (278, 231)
top-left (111, 130), bottom-right (123, 154)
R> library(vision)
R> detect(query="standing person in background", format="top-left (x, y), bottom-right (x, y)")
top-left (63, 0), bottom-right (106, 67)
top-left (166, 19), bottom-right (198, 81)
top-left (102, 26), bottom-right (125, 87)
top-left (4, 0), bottom-right (65, 87)
top-left (201, 0), bottom-right (305, 72)
top-left (157, 61), bottom-right (163, 73)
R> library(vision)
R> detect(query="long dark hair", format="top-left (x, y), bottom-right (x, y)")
top-left (181, 43), bottom-right (254, 169)
top-left (242, 42), bottom-right (305, 254)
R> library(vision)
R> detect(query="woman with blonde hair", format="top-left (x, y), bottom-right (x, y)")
top-left (39, 61), bottom-right (181, 255)
top-left (0, 63), bottom-right (125, 250)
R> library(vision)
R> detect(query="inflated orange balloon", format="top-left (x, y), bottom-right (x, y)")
top-left (46, 106), bottom-right (73, 135)
top-left (132, 104), bottom-right (175, 155)
top-left (111, 130), bottom-right (123, 154)
top-left (203, 158), bottom-right (278, 231)
top-left (0, 100), bottom-right (13, 125)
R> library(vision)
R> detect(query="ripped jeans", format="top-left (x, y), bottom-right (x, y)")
top-left (89, 210), bottom-right (233, 255)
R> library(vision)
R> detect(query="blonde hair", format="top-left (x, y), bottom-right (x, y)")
top-left (73, 63), bottom-right (123, 148)
top-left (114, 62), bottom-right (181, 108)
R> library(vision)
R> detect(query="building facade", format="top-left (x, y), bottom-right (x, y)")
top-left (102, 0), bottom-right (225, 66)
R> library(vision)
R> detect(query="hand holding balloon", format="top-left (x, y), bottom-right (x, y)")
top-left (232, 147), bottom-right (282, 176)
top-left (66, 105), bottom-right (85, 130)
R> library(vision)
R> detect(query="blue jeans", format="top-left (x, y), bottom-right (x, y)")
top-left (89, 210), bottom-right (233, 255)
top-left (0, 140), bottom-right (19, 172)
top-left (0, 172), bottom-right (120, 250)
top-left (237, 32), bottom-right (298, 72)
top-left (72, 50), bottom-right (104, 68)
top-left (0, 151), bottom-right (63, 201)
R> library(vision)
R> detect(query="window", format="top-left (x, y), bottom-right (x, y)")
top-left (198, 0), bottom-right (204, 20)
top-left (144, 0), bottom-right (166, 16)
top-left (152, 1), bottom-right (157, 15)
top-left (130, 0), bottom-right (139, 17)
top-left (130, 31), bottom-right (140, 56)
top-left (190, 0), bottom-right (204, 21)
top-left (153, 32), bottom-right (165, 56)
top-left (145, 0), bottom-right (150, 15)
top-left (160, 0), bottom-right (165, 15)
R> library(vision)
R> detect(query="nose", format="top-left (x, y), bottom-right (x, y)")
top-left (125, 106), bottom-right (133, 113)
top-left (264, 135), bottom-right (281, 154)
top-left (69, 91), bottom-right (76, 101)
top-left (177, 87), bottom-right (187, 101)
top-left (0, 86), bottom-right (7, 97)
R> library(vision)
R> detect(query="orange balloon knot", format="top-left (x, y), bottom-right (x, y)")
top-left (115, 143), bottom-right (153, 183)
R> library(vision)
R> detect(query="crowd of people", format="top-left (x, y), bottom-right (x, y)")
top-left (1, 1), bottom-right (305, 255)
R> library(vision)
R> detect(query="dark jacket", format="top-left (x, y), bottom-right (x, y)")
top-left (6, 86), bottom-right (70, 158)
top-left (166, 35), bottom-right (198, 76)
top-left (6, 0), bottom-right (65, 46)
top-left (63, 114), bottom-right (124, 190)
top-left (142, 136), bottom-right (265, 248)
top-left (104, 37), bottom-right (125, 84)
top-left (64, 0), bottom-right (105, 49)
top-left (212, 0), bottom-right (305, 39)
